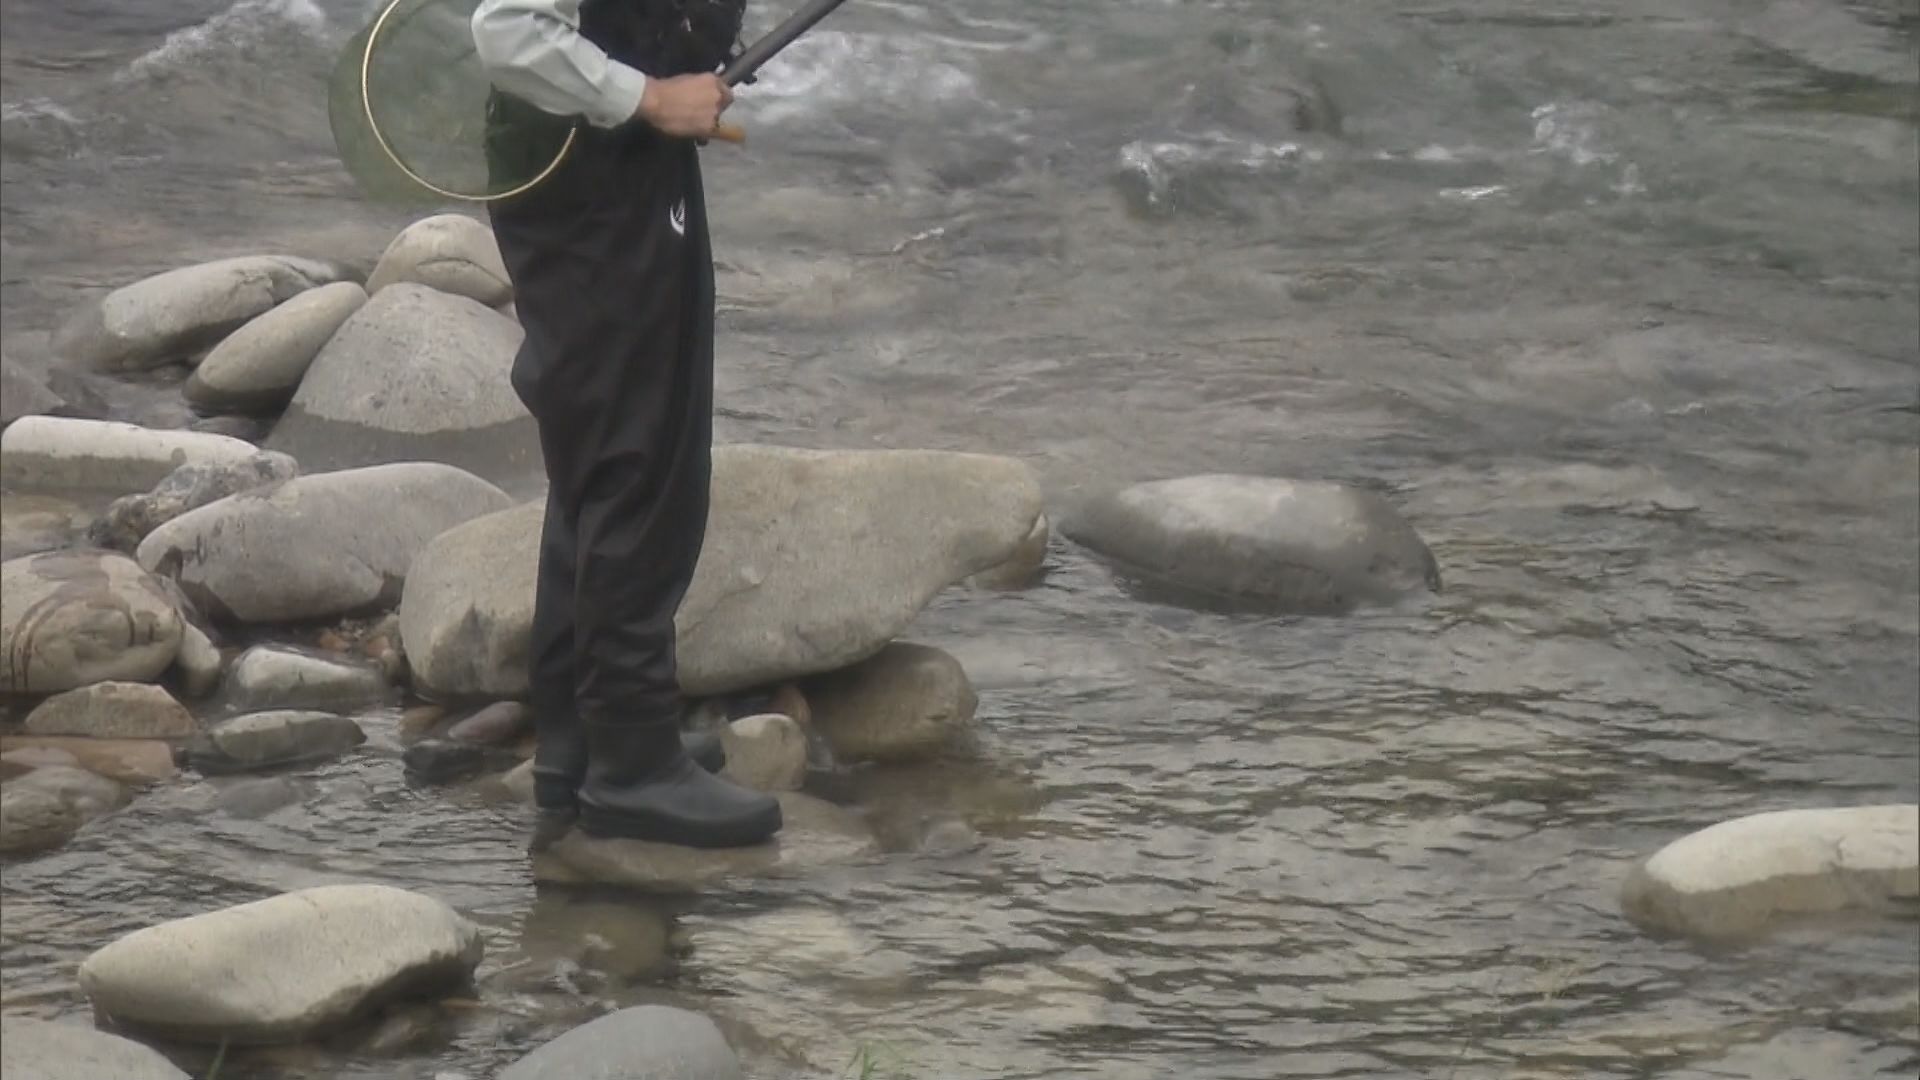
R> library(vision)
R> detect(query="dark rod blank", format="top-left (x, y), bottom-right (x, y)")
top-left (722, 0), bottom-right (855, 86)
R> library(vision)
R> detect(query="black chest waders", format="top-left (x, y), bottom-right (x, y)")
top-left (484, 0), bottom-right (782, 850)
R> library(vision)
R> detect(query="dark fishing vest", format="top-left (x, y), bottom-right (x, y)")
top-left (484, 0), bottom-right (746, 190)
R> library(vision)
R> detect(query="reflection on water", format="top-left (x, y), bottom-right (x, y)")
top-left (2, 0), bottom-right (1917, 1077)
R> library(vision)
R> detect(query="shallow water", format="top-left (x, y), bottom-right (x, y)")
top-left (2, 0), bottom-right (1917, 1077)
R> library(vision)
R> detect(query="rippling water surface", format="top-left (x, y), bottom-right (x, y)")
top-left (2, 1), bottom-right (1917, 1077)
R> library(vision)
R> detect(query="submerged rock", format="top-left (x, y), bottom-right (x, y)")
top-left (88, 451), bottom-right (299, 553)
top-left (531, 792), bottom-right (878, 892)
top-left (0, 1015), bottom-right (190, 1080)
top-left (498, 1005), bottom-right (743, 1080)
top-left (223, 647), bottom-right (389, 713)
top-left (265, 284), bottom-right (541, 492)
top-left (182, 711), bottom-right (367, 774)
top-left (0, 765), bottom-right (128, 855)
top-left (137, 462), bottom-right (512, 624)
top-left (1620, 805), bottom-right (1920, 939)
top-left (0, 417), bottom-right (259, 496)
top-left (77, 884), bottom-right (485, 1045)
top-left (23, 681), bottom-right (196, 739)
top-left (185, 281), bottom-right (367, 415)
top-left (52, 255), bottom-right (344, 372)
top-left (365, 214), bottom-right (512, 306)
top-left (1, 357), bottom-right (67, 429)
top-left (1065, 474), bottom-right (1440, 612)
top-left (401, 445), bottom-right (1045, 699)
top-left (804, 642), bottom-right (978, 763)
top-left (0, 551), bottom-right (184, 693)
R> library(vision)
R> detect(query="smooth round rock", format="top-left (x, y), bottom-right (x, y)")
top-left (0, 416), bottom-right (259, 496)
top-left (23, 681), bottom-right (196, 739)
top-left (1621, 805), bottom-right (1920, 939)
top-left (498, 1005), bottom-right (743, 1080)
top-left (52, 255), bottom-right (343, 373)
top-left (77, 884), bottom-right (485, 1045)
top-left (175, 623), bottom-right (224, 699)
top-left (718, 713), bottom-right (808, 792)
top-left (0, 1015), bottom-right (190, 1080)
top-left (1065, 474), bottom-right (1441, 612)
top-left (0, 551), bottom-right (184, 693)
top-left (967, 510), bottom-right (1051, 590)
top-left (0, 765), bottom-right (128, 855)
top-left (183, 711), bottom-right (367, 774)
top-left (364, 214), bottom-right (512, 306)
top-left (186, 281), bottom-right (368, 415)
top-left (223, 647), bottom-right (389, 713)
top-left (804, 642), bottom-right (978, 763)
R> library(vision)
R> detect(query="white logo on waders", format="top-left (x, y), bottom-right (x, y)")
top-left (670, 199), bottom-right (686, 237)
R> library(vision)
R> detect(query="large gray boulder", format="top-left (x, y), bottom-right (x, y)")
top-left (185, 281), bottom-right (368, 415)
top-left (0, 551), bottom-right (184, 693)
top-left (77, 884), bottom-right (485, 1044)
top-left (136, 462), bottom-right (512, 624)
top-left (1064, 475), bottom-right (1440, 612)
top-left (265, 284), bottom-right (542, 494)
top-left (1621, 805), bottom-right (1920, 939)
top-left (0, 416), bottom-right (259, 496)
top-left (364, 214), bottom-right (512, 306)
top-left (401, 446), bottom-right (1044, 699)
top-left (52, 255), bottom-right (343, 372)
top-left (499, 1006), bottom-right (743, 1080)
top-left (88, 451), bottom-right (300, 553)
top-left (0, 1016), bottom-right (189, 1080)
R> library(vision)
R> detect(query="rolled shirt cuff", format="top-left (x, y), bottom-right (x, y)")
top-left (584, 60), bottom-right (649, 128)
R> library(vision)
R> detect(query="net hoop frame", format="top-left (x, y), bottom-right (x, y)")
top-left (359, 0), bottom-right (578, 203)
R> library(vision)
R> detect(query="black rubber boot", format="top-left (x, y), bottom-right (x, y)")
top-left (576, 722), bottom-right (782, 849)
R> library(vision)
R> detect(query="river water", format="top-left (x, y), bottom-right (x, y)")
top-left (2, 0), bottom-right (1917, 1077)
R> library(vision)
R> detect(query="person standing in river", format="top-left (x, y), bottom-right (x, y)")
top-left (470, 0), bottom-right (783, 852)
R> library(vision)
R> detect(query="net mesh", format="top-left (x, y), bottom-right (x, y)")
top-left (329, 0), bottom-right (572, 203)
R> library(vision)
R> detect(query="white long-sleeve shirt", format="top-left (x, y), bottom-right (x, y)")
top-left (471, 0), bottom-right (648, 128)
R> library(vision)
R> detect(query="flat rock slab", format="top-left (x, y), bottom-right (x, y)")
top-left (23, 681), bottom-right (196, 739)
top-left (222, 647), bottom-right (390, 713)
top-left (183, 711), bottom-right (367, 774)
top-left (0, 417), bottom-right (260, 496)
top-left (1620, 805), bottom-right (1920, 939)
top-left (137, 462), bottom-right (512, 625)
top-left (1065, 474), bottom-right (1441, 613)
top-left (401, 445), bottom-right (1044, 699)
top-left (78, 883), bottom-right (485, 1045)
top-left (0, 1016), bottom-right (189, 1080)
top-left (0, 551), bottom-right (184, 694)
top-left (53, 255), bottom-right (344, 372)
top-left (532, 793), bottom-right (879, 893)
top-left (0, 736), bottom-right (178, 785)
top-left (499, 1005), bottom-right (743, 1080)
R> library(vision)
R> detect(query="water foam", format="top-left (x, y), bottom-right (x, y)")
top-left (740, 30), bottom-right (981, 125)
top-left (117, 0), bottom-right (329, 82)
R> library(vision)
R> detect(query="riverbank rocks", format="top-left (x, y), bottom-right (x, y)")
top-left (89, 452), bottom-right (301, 553)
top-left (719, 713), bottom-right (808, 792)
top-left (0, 765), bottom-right (128, 855)
top-left (0, 417), bottom-right (259, 496)
top-left (499, 1005), bottom-right (744, 1080)
top-left (1, 551), bottom-right (184, 693)
top-left (1, 736), bottom-right (177, 785)
top-left (1064, 475), bottom-right (1440, 612)
top-left (181, 711), bottom-right (367, 774)
top-left (532, 792), bottom-right (878, 892)
top-left (136, 462), bottom-right (511, 624)
top-left (804, 643), bottom-right (978, 763)
top-left (24, 682), bottom-right (196, 739)
top-left (0, 1016), bottom-right (190, 1080)
top-left (185, 282), bottom-right (367, 415)
top-left (53, 255), bottom-right (343, 373)
top-left (223, 647), bottom-right (389, 713)
top-left (1620, 805), bottom-right (1920, 939)
top-left (77, 884), bottom-right (485, 1045)
top-left (968, 510), bottom-right (1051, 590)
top-left (365, 214), bottom-right (512, 306)
top-left (402, 446), bottom-right (1045, 699)
top-left (1, 357), bottom-right (66, 428)
top-left (265, 284), bottom-right (540, 493)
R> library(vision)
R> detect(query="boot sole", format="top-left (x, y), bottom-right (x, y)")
top-left (575, 800), bottom-right (783, 850)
